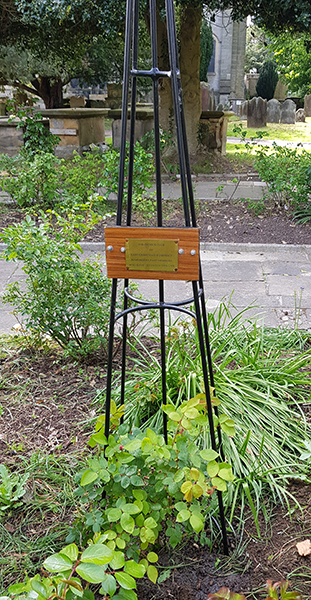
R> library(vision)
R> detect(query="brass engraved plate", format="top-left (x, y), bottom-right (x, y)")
top-left (125, 238), bottom-right (178, 272)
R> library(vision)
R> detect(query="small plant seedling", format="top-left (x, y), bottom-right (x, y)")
top-left (0, 464), bottom-right (29, 513)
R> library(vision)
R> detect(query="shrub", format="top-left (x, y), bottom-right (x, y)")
top-left (256, 60), bottom-right (278, 100)
top-left (6, 396), bottom-right (234, 600)
top-left (0, 205), bottom-right (119, 358)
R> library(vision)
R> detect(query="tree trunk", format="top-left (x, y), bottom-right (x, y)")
top-left (156, 4), bottom-right (202, 155)
top-left (179, 5), bottom-right (202, 155)
top-left (156, 6), bottom-right (173, 134)
top-left (32, 76), bottom-right (63, 108)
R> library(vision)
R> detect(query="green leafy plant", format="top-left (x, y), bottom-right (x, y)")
top-left (7, 102), bottom-right (60, 158)
top-left (0, 464), bottom-right (29, 514)
top-left (207, 580), bottom-right (302, 600)
top-left (0, 205), bottom-right (119, 358)
top-left (0, 152), bottom-right (61, 209)
top-left (5, 397), bottom-right (234, 599)
top-left (207, 588), bottom-right (246, 600)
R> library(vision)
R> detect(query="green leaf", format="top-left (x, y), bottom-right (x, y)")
top-left (176, 509), bottom-right (191, 522)
top-left (60, 543), bottom-right (79, 562)
top-left (189, 514), bottom-right (204, 533)
top-left (124, 439), bottom-right (141, 452)
top-left (130, 475), bottom-right (144, 486)
top-left (200, 449), bottom-right (218, 462)
top-left (207, 460), bottom-right (219, 478)
top-left (116, 537), bottom-right (126, 549)
top-left (212, 477), bottom-right (227, 492)
top-left (184, 408), bottom-right (199, 419)
top-left (89, 432), bottom-right (107, 446)
top-left (113, 589), bottom-right (137, 600)
top-left (109, 551), bottom-right (125, 570)
top-left (81, 544), bottom-right (113, 565)
top-left (100, 573), bottom-right (116, 596)
top-left (122, 503), bottom-right (141, 515)
top-left (106, 507), bottom-right (122, 522)
top-left (120, 512), bottom-right (135, 534)
top-left (168, 411), bottom-right (181, 421)
top-left (218, 466), bottom-right (234, 482)
top-left (144, 517), bottom-right (157, 529)
top-left (76, 562), bottom-right (106, 583)
top-left (31, 581), bottom-right (48, 598)
top-left (147, 552), bottom-right (158, 563)
top-left (80, 470), bottom-right (98, 486)
top-left (43, 552), bottom-right (73, 573)
top-left (147, 565), bottom-right (158, 584)
top-left (141, 437), bottom-right (153, 452)
top-left (115, 572), bottom-right (136, 590)
top-left (124, 560), bottom-right (146, 578)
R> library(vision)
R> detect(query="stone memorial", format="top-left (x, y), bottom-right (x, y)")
top-left (240, 101), bottom-right (248, 120)
top-left (69, 96), bottom-right (86, 108)
top-left (304, 94), bottom-right (311, 117)
top-left (280, 99), bottom-right (296, 124)
top-left (247, 97), bottom-right (267, 128)
top-left (267, 99), bottom-right (281, 123)
top-left (201, 82), bottom-right (210, 112)
top-left (296, 108), bottom-right (306, 122)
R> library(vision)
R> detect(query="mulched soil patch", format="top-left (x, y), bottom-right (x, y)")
top-left (83, 199), bottom-right (311, 246)
top-left (1, 347), bottom-right (311, 597)
top-left (0, 192), bottom-right (311, 247)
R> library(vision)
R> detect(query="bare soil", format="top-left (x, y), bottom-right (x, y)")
top-left (1, 347), bottom-right (311, 598)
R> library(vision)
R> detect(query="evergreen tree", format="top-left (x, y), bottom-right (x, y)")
top-left (256, 59), bottom-right (278, 100)
top-left (200, 19), bottom-right (213, 82)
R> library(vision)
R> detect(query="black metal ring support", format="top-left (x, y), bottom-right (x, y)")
top-left (104, 0), bottom-right (229, 554)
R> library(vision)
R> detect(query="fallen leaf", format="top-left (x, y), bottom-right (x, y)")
top-left (296, 539), bottom-right (311, 556)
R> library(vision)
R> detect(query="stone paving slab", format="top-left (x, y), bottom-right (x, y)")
top-left (1, 242), bottom-right (311, 334)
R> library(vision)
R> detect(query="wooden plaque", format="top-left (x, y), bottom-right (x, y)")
top-left (105, 227), bottom-right (199, 280)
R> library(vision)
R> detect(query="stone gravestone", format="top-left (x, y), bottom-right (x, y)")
top-left (280, 99), bottom-right (296, 124)
top-left (240, 101), bottom-right (248, 120)
top-left (296, 108), bottom-right (306, 122)
top-left (247, 97), bottom-right (267, 128)
top-left (201, 82), bottom-right (210, 112)
top-left (69, 96), bottom-right (86, 108)
top-left (304, 94), bottom-right (311, 117)
top-left (267, 99), bottom-right (281, 123)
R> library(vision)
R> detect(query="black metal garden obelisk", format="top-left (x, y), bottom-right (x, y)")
top-left (104, 0), bottom-right (229, 555)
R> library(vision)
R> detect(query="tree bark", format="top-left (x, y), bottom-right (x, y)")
top-left (156, 6), bottom-right (173, 134)
top-left (156, 4), bottom-right (202, 155)
top-left (179, 5), bottom-right (202, 155)
top-left (32, 77), bottom-right (64, 108)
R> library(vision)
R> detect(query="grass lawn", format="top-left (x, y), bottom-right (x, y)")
top-left (227, 117), bottom-right (311, 143)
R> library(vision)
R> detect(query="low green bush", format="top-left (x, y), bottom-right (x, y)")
top-left (5, 395), bottom-right (234, 600)
top-left (0, 205), bottom-right (118, 359)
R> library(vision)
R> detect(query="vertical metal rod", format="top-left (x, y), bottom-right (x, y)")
top-left (127, 0), bottom-right (139, 222)
top-left (105, 278), bottom-right (118, 440)
top-left (165, 0), bottom-right (191, 227)
top-left (120, 0), bottom-right (139, 418)
top-left (116, 0), bottom-right (134, 225)
top-left (159, 280), bottom-right (168, 443)
top-left (192, 279), bottom-right (229, 555)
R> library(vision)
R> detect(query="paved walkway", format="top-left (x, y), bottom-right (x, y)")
top-left (1, 241), bottom-right (311, 333)
top-left (1, 176), bottom-right (311, 333)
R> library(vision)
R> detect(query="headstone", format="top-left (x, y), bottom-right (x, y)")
top-left (304, 94), bottom-right (311, 117)
top-left (209, 89), bottom-right (216, 111)
top-left (296, 108), bottom-right (306, 122)
top-left (247, 97), bottom-right (267, 128)
top-left (201, 82), bottom-right (210, 112)
top-left (240, 101), bottom-right (248, 120)
top-left (280, 99), bottom-right (296, 124)
top-left (267, 99), bottom-right (281, 123)
top-left (69, 96), bottom-right (86, 108)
